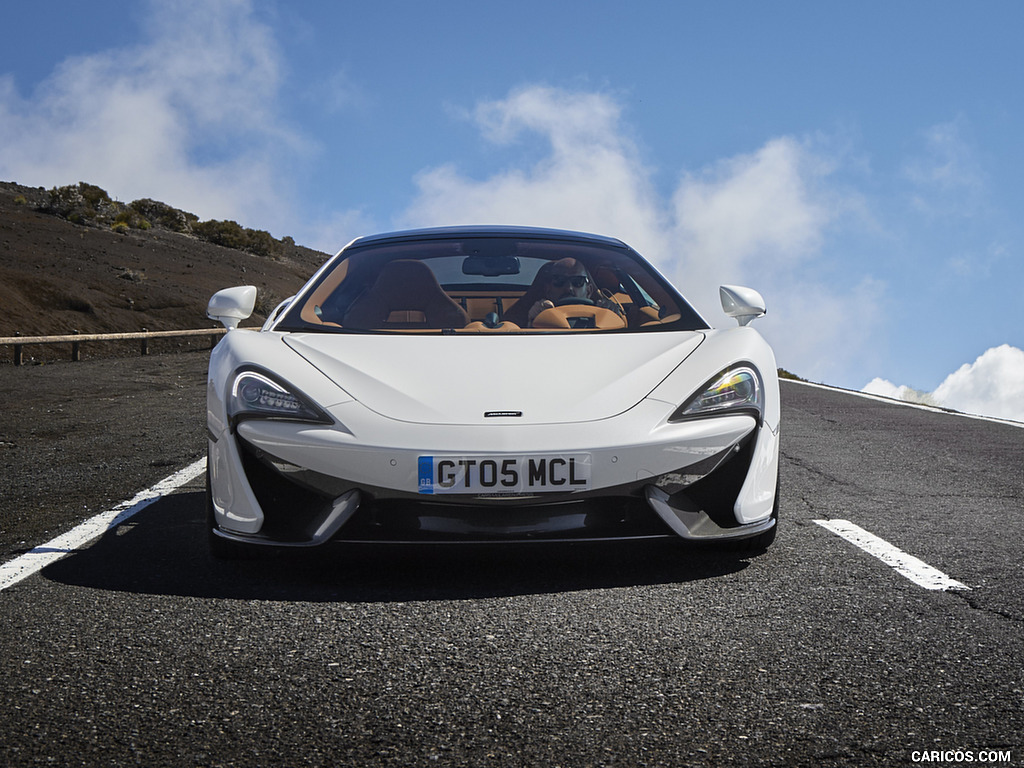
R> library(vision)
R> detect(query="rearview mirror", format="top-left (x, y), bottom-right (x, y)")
top-left (208, 285), bottom-right (257, 329)
top-left (719, 285), bottom-right (766, 327)
top-left (462, 254), bottom-right (520, 277)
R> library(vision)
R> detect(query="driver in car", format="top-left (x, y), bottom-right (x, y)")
top-left (524, 258), bottom-right (624, 325)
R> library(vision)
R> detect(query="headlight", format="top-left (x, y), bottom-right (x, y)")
top-left (670, 366), bottom-right (763, 422)
top-left (229, 369), bottom-right (332, 425)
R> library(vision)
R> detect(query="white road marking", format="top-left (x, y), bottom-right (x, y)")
top-left (814, 519), bottom-right (970, 591)
top-left (0, 457), bottom-right (206, 593)
top-left (785, 378), bottom-right (1024, 429)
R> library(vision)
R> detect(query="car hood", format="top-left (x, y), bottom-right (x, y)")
top-left (284, 332), bottom-right (704, 425)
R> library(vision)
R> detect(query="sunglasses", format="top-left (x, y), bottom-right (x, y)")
top-left (550, 275), bottom-right (589, 288)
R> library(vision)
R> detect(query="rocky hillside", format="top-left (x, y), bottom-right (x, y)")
top-left (0, 181), bottom-right (329, 362)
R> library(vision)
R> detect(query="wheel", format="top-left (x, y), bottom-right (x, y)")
top-left (554, 296), bottom-right (595, 307)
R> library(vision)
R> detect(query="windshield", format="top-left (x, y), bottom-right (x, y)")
top-left (277, 234), bottom-right (708, 334)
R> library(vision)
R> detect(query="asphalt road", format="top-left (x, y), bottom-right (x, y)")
top-left (1, 354), bottom-right (1022, 767)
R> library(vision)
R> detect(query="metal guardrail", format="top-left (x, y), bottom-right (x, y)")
top-left (0, 328), bottom-right (228, 365)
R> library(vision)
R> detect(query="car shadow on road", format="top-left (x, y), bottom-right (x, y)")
top-left (42, 491), bottom-right (760, 603)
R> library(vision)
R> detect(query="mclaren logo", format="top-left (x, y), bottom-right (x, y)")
top-left (484, 411), bottom-right (523, 418)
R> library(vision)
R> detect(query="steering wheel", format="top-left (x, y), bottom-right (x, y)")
top-left (554, 297), bottom-right (595, 307)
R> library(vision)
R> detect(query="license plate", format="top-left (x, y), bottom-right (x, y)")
top-left (417, 454), bottom-right (592, 495)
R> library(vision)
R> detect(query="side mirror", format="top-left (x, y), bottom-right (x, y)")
top-left (719, 285), bottom-right (766, 327)
top-left (208, 285), bottom-right (257, 329)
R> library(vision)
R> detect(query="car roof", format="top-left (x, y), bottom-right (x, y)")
top-left (344, 225), bottom-right (629, 250)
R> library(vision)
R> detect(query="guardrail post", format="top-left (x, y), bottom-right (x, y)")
top-left (13, 332), bottom-right (22, 366)
top-left (71, 330), bottom-right (81, 362)
top-left (140, 328), bottom-right (149, 356)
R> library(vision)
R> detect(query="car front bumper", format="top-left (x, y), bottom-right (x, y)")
top-left (208, 400), bottom-right (779, 545)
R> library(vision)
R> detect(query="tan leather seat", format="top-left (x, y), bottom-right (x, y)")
top-left (532, 304), bottom-right (626, 330)
top-left (343, 260), bottom-right (469, 330)
top-left (462, 320), bottom-right (521, 332)
top-left (501, 261), bottom-right (558, 327)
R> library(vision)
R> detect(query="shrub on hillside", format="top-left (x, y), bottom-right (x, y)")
top-left (244, 228), bottom-right (276, 258)
top-left (191, 219), bottom-right (248, 250)
top-left (45, 182), bottom-right (119, 225)
top-left (130, 198), bottom-right (197, 233)
top-left (192, 219), bottom-right (278, 258)
top-left (113, 209), bottom-right (150, 230)
top-left (45, 183), bottom-right (91, 219)
top-left (34, 181), bottom-right (295, 258)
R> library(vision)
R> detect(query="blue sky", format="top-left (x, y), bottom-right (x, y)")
top-left (3, 0), bottom-right (1023, 420)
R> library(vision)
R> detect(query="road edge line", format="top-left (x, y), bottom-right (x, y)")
top-left (0, 457), bottom-right (206, 593)
top-left (783, 379), bottom-right (1024, 429)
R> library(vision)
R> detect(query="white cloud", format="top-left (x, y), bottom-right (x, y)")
top-left (401, 86), bottom-right (664, 246)
top-left (761, 276), bottom-right (885, 385)
top-left (316, 69), bottom-right (365, 115)
top-left (401, 85), bottom-right (880, 384)
top-left (663, 138), bottom-right (886, 385)
top-left (301, 208), bottom-right (377, 257)
top-left (863, 345), bottom-right (1024, 423)
top-left (903, 117), bottom-right (985, 217)
top-left (943, 240), bottom-right (1007, 283)
top-left (669, 138), bottom-right (831, 277)
top-left (933, 345), bottom-right (1024, 422)
top-left (862, 378), bottom-right (937, 406)
top-left (0, 0), bottom-right (306, 234)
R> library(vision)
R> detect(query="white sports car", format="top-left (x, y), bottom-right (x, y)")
top-left (205, 226), bottom-right (779, 557)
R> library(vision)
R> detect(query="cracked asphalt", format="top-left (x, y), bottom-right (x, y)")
top-left (1, 355), bottom-right (1022, 767)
